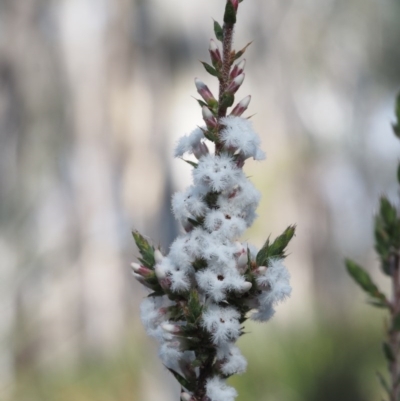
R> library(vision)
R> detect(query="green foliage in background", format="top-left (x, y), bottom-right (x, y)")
top-left (11, 318), bottom-right (383, 401)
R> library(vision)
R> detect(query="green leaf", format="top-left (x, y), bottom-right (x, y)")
top-left (345, 259), bottom-right (387, 302)
top-left (393, 93), bottom-right (400, 139)
top-left (376, 371), bottom-right (390, 395)
top-left (234, 41), bottom-right (253, 61)
top-left (220, 93), bottom-right (235, 109)
top-left (181, 158), bottom-right (198, 168)
top-left (201, 61), bottom-right (218, 77)
top-left (380, 197), bottom-right (397, 226)
top-left (393, 314), bottom-right (400, 332)
top-left (166, 367), bottom-right (195, 392)
top-left (397, 163), bottom-right (400, 185)
top-left (187, 290), bottom-right (203, 324)
top-left (367, 299), bottom-right (389, 309)
top-left (188, 217), bottom-right (204, 227)
top-left (195, 98), bottom-right (208, 108)
top-left (132, 230), bottom-right (155, 268)
top-left (213, 20), bottom-right (223, 41)
top-left (256, 225), bottom-right (296, 266)
top-left (223, 0), bottom-right (237, 24)
top-left (193, 257), bottom-right (207, 271)
top-left (147, 291), bottom-right (165, 297)
top-left (383, 342), bottom-right (395, 363)
top-left (203, 191), bottom-right (219, 209)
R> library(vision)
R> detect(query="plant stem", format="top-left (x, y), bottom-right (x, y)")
top-left (216, 22), bottom-right (235, 154)
top-left (390, 253), bottom-right (400, 401)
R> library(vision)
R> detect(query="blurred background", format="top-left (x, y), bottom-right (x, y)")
top-left (1, 0), bottom-right (400, 400)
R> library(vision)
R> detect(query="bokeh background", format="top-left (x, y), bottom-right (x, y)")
top-left (1, 0), bottom-right (400, 400)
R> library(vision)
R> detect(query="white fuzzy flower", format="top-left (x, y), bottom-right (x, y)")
top-left (256, 258), bottom-right (292, 304)
top-left (174, 127), bottom-right (205, 157)
top-left (217, 344), bottom-right (247, 375)
top-left (196, 267), bottom-right (249, 302)
top-left (202, 305), bottom-right (241, 345)
top-left (250, 303), bottom-right (276, 322)
top-left (140, 296), bottom-right (172, 341)
top-left (206, 376), bottom-right (238, 401)
top-left (193, 154), bottom-right (241, 192)
top-left (220, 116), bottom-right (266, 160)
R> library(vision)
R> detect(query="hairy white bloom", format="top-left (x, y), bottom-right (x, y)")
top-left (206, 376), bottom-right (238, 401)
top-left (174, 127), bottom-right (205, 157)
top-left (220, 116), bottom-right (266, 160)
top-left (196, 267), bottom-right (249, 302)
top-left (217, 344), bottom-right (248, 375)
top-left (159, 341), bottom-right (183, 368)
top-left (140, 296), bottom-right (172, 341)
top-left (202, 305), bottom-right (241, 345)
top-left (250, 303), bottom-right (276, 322)
top-left (170, 268), bottom-right (191, 292)
top-left (256, 258), bottom-right (292, 304)
top-left (193, 154), bottom-right (242, 192)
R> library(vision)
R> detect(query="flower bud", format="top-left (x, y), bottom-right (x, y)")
top-left (154, 249), bottom-right (164, 264)
top-left (230, 0), bottom-right (239, 12)
top-left (195, 78), bottom-right (216, 104)
top-left (202, 106), bottom-right (217, 129)
top-left (182, 218), bottom-right (194, 232)
top-left (209, 39), bottom-right (222, 67)
top-left (257, 266), bottom-right (267, 274)
top-left (242, 281), bottom-right (253, 292)
top-left (230, 95), bottom-right (251, 117)
top-left (230, 59), bottom-right (246, 79)
top-left (181, 392), bottom-right (192, 401)
top-left (193, 141), bottom-right (209, 159)
top-left (155, 265), bottom-right (166, 280)
top-left (161, 323), bottom-right (181, 334)
top-left (131, 263), bottom-right (153, 278)
top-left (236, 154), bottom-right (245, 168)
top-left (132, 273), bottom-right (155, 290)
top-left (226, 73), bottom-right (245, 95)
top-left (234, 241), bottom-right (244, 254)
top-left (237, 252), bottom-right (248, 273)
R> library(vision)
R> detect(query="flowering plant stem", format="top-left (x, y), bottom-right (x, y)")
top-left (346, 94), bottom-right (400, 401)
top-left (132, 2), bottom-right (296, 401)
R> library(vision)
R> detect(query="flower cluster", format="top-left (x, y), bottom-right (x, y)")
top-left (131, 1), bottom-right (295, 400)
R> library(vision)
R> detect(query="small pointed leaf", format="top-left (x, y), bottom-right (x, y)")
top-left (166, 367), bottom-right (195, 392)
top-left (181, 158), bottom-right (198, 168)
top-left (132, 230), bottom-right (155, 268)
top-left (383, 342), bottom-right (395, 363)
top-left (201, 61), bottom-right (218, 77)
top-left (213, 20), bottom-right (224, 41)
top-left (345, 259), bottom-right (387, 302)
top-left (234, 41), bottom-right (253, 61)
top-left (392, 313), bottom-right (400, 331)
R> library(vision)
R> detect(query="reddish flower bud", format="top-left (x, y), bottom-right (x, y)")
top-left (195, 78), bottom-right (216, 104)
top-left (209, 39), bottom-right (222, 67)
top-left (230, 0), bottom-right (239, 12)
top-left (226, 73), bottom-right (245, 95)
top-left (131, 263), bottom-right (153, 278)
top-left (202, 106), bottom-right (217, 129)
top-left (193, 141), bottom-right (209, 159)
top-left (230, 59), bottom-right (246, 79)
top-left (230, 95), bottom-right (251, 117)
top-left (132, 273), bottom-right (156, 290)
top-left (161, 323), bottom-right (182, 334)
